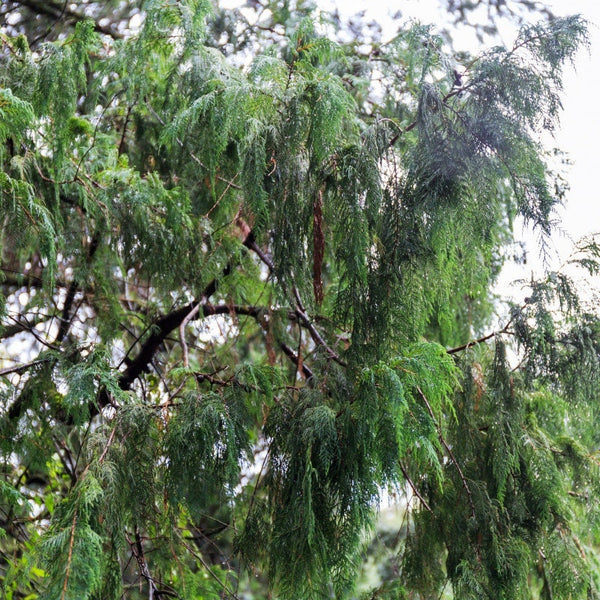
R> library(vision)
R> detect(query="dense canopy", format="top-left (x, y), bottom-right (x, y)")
top-left (1, 1), bottom-right (599, 598)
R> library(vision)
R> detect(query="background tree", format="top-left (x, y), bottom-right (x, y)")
top-left (0, 1), bottom-right (598, 599)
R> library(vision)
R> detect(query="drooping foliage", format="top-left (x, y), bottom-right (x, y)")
top-left (0, 1), bottom-right (598, 599)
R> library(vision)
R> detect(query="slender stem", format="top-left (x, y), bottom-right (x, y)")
top-left (398, 461), bottom-right (433, 513)
top-left (0, 357), bottom-right (49, 378)
top-left (447, 316), bottom-right (514, 355)
top-left (60, 507), bottom-right (78, 600)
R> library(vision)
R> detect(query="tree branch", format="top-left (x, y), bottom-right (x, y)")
top-left (280, 341), bottom-right (314, 380)
top-left (0, 315), bottom-right (48, 341)
top-left (0, 357), bottom-right (50, 379)
top-left (54, 234), bottom-right (100, 346)
top-left (398, 461), bottom-right (433, 513)
top-left (446, 316), bottom-right (514, 355)
top-left (11, 0), bottom-right (124, 39)
top-left (292, 286), bottom-right (347, 367)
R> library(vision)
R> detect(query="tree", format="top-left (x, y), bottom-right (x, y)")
top-left (0, 1), bottom-right (597, 598)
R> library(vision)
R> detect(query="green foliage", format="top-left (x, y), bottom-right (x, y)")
top-left (166, 388), bottom-right (252, 518)
top-left (39, 475), bottom-right (104, 600)
top-left (0, 88), bottom-right (34, 149)
top-left (0, 2), bottom-right (598, 599)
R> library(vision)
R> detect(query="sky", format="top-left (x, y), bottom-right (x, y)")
top-left (549, 2), bottom-right (600, 238)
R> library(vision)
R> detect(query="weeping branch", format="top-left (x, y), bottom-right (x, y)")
top-left (241, 220), bottom-right (346, 367)
top-left (417, 386), bottom-right (477, 521)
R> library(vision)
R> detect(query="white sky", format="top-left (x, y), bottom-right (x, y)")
top-left (549, 2), bottom-right (600, 237)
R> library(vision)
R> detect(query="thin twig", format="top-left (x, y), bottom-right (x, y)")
top-left (0, 357), bottom-right (49, 378)
top-left (179, 538), bottom-right (242, 600)
top-left (60, 507), bottom-right (78, 600)
top-left (205, 173), bottom-right (240, 217)
top-left (398, 461), bottom-right (433, 513)
top-left (446, 318), bottom-right (513, 355)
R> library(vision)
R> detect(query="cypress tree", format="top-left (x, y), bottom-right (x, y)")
top-left (0, 2), bottom-right (597, 598)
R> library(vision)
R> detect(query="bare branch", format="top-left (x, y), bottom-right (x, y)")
top-left (446, 314), bottom-right (515, 355)
top-left (0, 357), bottom-right (49, 378)
top-left (280, 341), bottom-right (314, 380)
top-left (1, 315), bottom-right (48, 341)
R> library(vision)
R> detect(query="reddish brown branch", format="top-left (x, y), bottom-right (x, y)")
top-left (313, 189), bottom-right (324, 305)
top-left (280, 341), bottom-right (314, 380)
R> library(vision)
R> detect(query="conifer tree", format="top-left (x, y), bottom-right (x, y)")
top-left (0, 2), bottom-right (598, 598)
